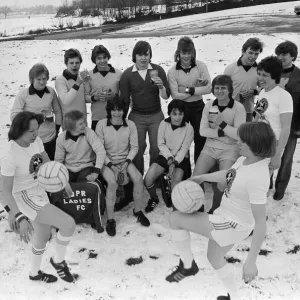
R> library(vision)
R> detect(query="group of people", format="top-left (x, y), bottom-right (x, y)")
top-left (1, 35), bottom-right (299, 300)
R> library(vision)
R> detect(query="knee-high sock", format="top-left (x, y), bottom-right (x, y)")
top-left (145, 183), bottom-right (158, 200)
top-left (30, 246), bottom-right (45, 276)
top-left (54, 231), bottom-right (72, 264)
top-left (216, 263), bottom-right (239, 300)
top-left (171, 229), bottom-right (193, 269)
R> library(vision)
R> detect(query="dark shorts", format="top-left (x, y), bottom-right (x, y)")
top-left (155, 155), bottom-right (190, 176)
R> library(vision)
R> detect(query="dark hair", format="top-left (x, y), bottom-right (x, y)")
top-left (174, 36), bottom-right (196, 64)
top-left (275, 40), bottom-right (298, 61)
top-left (242, 38), bottom-right (264, 53)
top-left (211, 75), bottom-right (234, 95)
top-left (64, 48), bottom-right (83, 65)
top-left (28, 63), bottom-right (49, 84)
top-left (8, 111), bottom-right (44, 141)
top-left (91, 45), bottom-right (111, 64)
top-left (238, 122), bottom-right (276, 158)
top-left (167, 99), bottom-right (185, 115)
top-left (64, 110), bottom-right (85, 131)
top-left (132, 41), bottom-right (152, 63)
top-left (106, 95), bottom-right (126, 120)
top-left (257, 56), bottom-right (283, 84)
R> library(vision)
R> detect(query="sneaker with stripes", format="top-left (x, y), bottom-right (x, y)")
top-left (50, 257), bottom-right (75, 283)
top-left (145, 198), bottom-right (159, 213)
top-left (29, 270), bottom-right (57, 283)
top-left (165, 259), bottom-right (199, 283)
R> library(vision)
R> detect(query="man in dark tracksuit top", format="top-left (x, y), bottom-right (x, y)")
top-left (120, 41), bottom-right (170, 175)
top-left (273, 41), bottom-right (300, 200)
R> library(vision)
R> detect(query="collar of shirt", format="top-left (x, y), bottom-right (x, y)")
top-left (237, 57), bottom-right (258, 68)
top-left (29, 84), bottom-right (50, 98)
top-left (93, 64), bottom-right (116, 74)
top-left (175, 60), bottom-right (196, 71)
top-left (65, 131), bottom-right (85, 141)
top-left (132, 63), bottom-right (153, 72)
top-left (63, 69), bottom-right (78, 81)
top-left (107, 118), bottom-right (128, 127)
top-left (164, 117), bottom-right (186, 128)
top-left (212, 97), bottom-right (234, 109)
top-left (283, 64), bottom-right (295, 74)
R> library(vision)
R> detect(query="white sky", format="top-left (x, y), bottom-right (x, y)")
top-left (1, 0), bottom-right (62, 7)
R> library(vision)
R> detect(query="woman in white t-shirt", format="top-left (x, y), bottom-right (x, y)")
top-left (1, 111), bottom-right (77, 284)
top-left (165, 122), bottom-right (276, 300)
top-left (255, 56), bottom-right (293, 173)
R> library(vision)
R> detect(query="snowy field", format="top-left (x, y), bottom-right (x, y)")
top-left (1, 2), bottom-right (300, 300)
top-left (0, 14), bottom-right (103, 37)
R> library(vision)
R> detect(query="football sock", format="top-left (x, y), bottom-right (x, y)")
top-left (216, 263), bottom-right (239, 300)
top-left (54, 231), bottom-right (72, 264)
top-left (145, 183), bottom-right (159, 200)
top-left (30, 246), bottom-right (45, 276)
top-left (171, 229), bottom-right (193, 269)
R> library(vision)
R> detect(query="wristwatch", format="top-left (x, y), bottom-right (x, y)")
top-left (185, 87), bottom-right (189, 94)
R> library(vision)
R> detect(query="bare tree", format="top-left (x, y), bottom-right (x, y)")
top-left (0, 6), bottom-right (12, 18)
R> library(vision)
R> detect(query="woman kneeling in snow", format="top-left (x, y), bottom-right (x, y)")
top-left (165, 121), bottom-right (276, 300)
top-left (1, 111), bottom-right (77, 283)
top-left (143, 99), bottom-right (194, 213)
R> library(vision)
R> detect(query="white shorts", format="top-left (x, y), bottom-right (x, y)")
top-left (13, 185), bottom-right (50, 221)
top-left (209, 213), bottom-right (252, 247)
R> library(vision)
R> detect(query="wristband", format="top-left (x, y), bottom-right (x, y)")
top-left (15, 212), bottom-right (29, 224)
top-left (218, 129), bottom-right (225, 137)
top-left (93, 167), bottom-right (101, 175)
top-left (4, 205), bottom-right (10, 213)
top-left (219, 121), bottom-right (227, 130)
top-left (107, 162), bottom-right (113, 169)
top-left (189, 87), bottom-right (195, 96)
top-left (125, 159), bottom-right (132, 165)
top-left (73, 84), bottom-right (79, 91)
top-left (17, 216), bottom-right (29, 224)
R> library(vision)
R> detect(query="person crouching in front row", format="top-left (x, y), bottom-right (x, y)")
top-left (144, 99), bottom-right (194, 213)
top-left (95, 96), bottom-right (150, 236)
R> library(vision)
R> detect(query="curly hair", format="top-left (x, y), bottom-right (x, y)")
top-left (257, 56), bottom-right (283, 84)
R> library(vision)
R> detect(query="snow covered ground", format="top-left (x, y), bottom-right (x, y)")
top-left (0, 14), bottom-right (103, 37)
top-left (1, 2), bottom-right (300, 300)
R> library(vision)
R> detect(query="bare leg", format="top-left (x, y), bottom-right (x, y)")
top-left (101, 166), bottom-right (118, 220)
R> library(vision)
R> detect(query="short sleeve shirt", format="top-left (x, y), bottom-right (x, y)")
top-left (256, 86), bottom-right (293, 139)
top-left (215, 156), bottom-right (269, 228)
top-left (1, 137), bottom-right (45, 193)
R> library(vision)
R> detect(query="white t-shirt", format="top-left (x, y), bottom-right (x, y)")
top-left (1, 137), bottom-right (45, 193)
top-left (256, 86), bottom-right (293, 139)
top-left (215, 156), bottom-right (269, 228)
